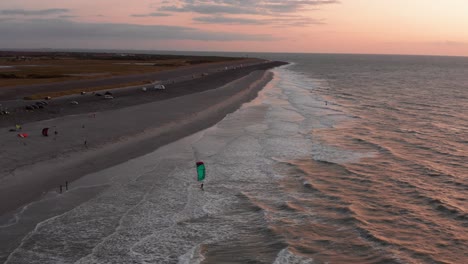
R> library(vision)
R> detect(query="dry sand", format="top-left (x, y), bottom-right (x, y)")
top-left (0, 65), bottom-right (281, 215)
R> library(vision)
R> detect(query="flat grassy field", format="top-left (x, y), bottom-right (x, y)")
top-left (0, 51), bottom-right (240, 88)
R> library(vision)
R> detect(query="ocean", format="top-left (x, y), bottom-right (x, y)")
top-left (2, 54), bottom-right (467, 263)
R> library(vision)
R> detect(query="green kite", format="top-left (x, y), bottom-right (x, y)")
top-left (196, 161), bottom-right (205, 181)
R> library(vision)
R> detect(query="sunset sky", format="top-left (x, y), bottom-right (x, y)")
top-left (1, 0), bottom-right (467, 56)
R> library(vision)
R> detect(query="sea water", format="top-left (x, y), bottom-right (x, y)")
top-left (2, 54), bottom-right (467, 263)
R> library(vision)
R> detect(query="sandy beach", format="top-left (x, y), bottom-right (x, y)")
top-left (0, 60), bottom-right (286, 216)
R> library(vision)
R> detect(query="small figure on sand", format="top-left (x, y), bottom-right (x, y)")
top-left (196, 161), bottom-right (206, 191)
top-left (9, 124), bottom-right (22, 132)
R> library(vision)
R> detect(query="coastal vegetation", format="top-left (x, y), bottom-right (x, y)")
top-left (0, 51), bottom-right (240, 88)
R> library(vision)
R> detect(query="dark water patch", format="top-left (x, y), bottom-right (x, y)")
top-left (309, 159), bottom-right (351, 173)
top-left (281, 220), bottom-right (399, 264)
top-left (430, 112), bottom-right (458, 119)
top-left (277, 202), bottom-right (300, 213)
top-left (350, 137), bottom-right (392, 154)
top-left (300, 181), bottom-right (345, 202)
top-left (426, 197), bottom-right (467, 221)
top-left (396, 128), bottom-right (425, 135)
top-left (354, 226), bottom-right (391, 247)
top-left (335, 94), bottom-right (356, 101)
top-left (302, 180), bottom-right (320, 192)
top-left (278, 160), bottom-right (348, 201)
top-left (202, 193), bottom-right (287, 264)
top-left (441, 181), bottom-right (468, 200)
top-left (326, 205), bottom-right (354, 216)
top-left (337, 172), bottom-right (374, 185)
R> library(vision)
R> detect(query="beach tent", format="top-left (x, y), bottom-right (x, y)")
top-left (42, 128), bottom-right (49, 137)
top-left (196, 161), bottom-right (205, 181)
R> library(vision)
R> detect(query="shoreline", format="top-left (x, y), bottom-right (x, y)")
top-left (0, 64), bottom-right (283, 216)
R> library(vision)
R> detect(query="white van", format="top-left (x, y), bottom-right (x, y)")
top-left (153, 84), bottom-right (165, 90)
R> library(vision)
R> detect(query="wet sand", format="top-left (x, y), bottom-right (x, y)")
top-left (0, 60), bottom-right (286, 216)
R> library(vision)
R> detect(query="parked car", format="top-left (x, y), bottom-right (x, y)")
top-left (104, 95), bottom-right (114, 99)
top-left (153, 84), bottom-right (165, 90)
top-left (70, 101), bottom-right (79, 105)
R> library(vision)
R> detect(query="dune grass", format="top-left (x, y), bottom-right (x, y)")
top-left (0, 52), bottom-right (241, 88)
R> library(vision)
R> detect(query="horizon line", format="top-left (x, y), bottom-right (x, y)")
top-left (1, 47), bottom-right (467, 59)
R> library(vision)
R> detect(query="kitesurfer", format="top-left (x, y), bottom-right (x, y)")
top-left (196, 161), bottom-right (206, 191)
